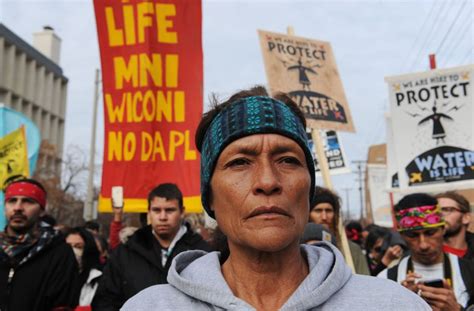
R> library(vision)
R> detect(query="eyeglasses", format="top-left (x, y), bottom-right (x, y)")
top-left (440, 206), bottom-right (463, 214)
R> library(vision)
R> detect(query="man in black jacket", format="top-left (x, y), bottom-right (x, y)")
top-left (93, 183), bottom-right (211, 310)
top-left (0, 178), bottom-right (79, 310)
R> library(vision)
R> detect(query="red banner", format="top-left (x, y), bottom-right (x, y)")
top-left (94, 0), bottom-right (203, 212)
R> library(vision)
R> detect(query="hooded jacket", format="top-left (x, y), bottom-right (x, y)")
top-left (93, 224), bottom-right (211, 311)
top-left (122, 243), bottom-right (429, 310)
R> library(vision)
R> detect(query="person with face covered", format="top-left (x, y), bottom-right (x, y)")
top-left (0, 178), bottom-right (79, 310)
top-left (65, 227), bottom-right (102, 308)
top-left (123, 86), bottom-right (428, 310)
top-left (365, 225), bottom-right (406, 276)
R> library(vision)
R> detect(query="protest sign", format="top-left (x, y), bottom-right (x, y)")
top-left (307, 130), bottom-right (350, 176)
top-left (386, 65), bottom-right (474, 191)
top-left (0, 105), bottom-right (40, 228)
top-left (0, 126), bottom-right (29, 189)
top-left (94, 0), bottom-right (203, 212)
top-left (258, 30), bottom-right (355, 132)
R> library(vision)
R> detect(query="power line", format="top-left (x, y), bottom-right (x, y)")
top-left (434, 0), bottom-right (468, 56)
top-left (460, 49), bottom-right (473, 64)
top-left (409, 0), bottom-right (450, 71)
top-left (439, 15), bottom-right (472, 67)
top-left (437, 6), bottom-right (472, 57)
top-left (400, 0), bottom-right (438, 71)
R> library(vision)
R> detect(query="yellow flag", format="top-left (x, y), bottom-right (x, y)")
top-left (0, 126), bottom-right (29, 189)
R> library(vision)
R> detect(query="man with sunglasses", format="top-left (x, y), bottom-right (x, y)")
top-left (0, 178), bottom-right (79, 310)
top-left (435, 191), bottom-right (473, 260)
top-left (378, 193), bottom-right (474, 310)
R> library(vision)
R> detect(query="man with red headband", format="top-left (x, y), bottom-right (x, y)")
top-left (0, 178), bottom-right (79, 310)
top-left (377, 193), bottom-right (474, 310)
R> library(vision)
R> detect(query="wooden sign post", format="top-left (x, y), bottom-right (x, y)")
top-left (286, 26), bottom-right (355, 272)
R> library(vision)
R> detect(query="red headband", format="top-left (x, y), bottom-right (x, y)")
top-left (5, 182), bottom-right (46, 209)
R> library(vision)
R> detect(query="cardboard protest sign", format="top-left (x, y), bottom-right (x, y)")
top-left (0, 126), bottom-right (29, 189)
top-left (258, 30), bottom-right (355, 132)
top-left (307, 130), bottom-right (350, 176)
top-left (94, 0), bottom-right (203, 212)
top-left (386, 65), bottom-right (474, 191)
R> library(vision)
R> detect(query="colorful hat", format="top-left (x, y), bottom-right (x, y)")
top-left (396, 204), bottom-right (445, 232)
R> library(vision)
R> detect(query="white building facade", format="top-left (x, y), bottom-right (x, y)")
top-left (0, 24), bottom-right (68, 175)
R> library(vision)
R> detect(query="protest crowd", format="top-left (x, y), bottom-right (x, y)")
top-left (0, 86), bottom-right (473, 311)
top-left (0, 1), bottom-right (473, 310)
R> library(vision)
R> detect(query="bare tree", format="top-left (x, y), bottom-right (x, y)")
top-left (34, 144), bottom-right (90, 227)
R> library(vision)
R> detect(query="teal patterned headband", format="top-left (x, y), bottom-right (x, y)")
top-left (199, 96), bottom-right (315, 218)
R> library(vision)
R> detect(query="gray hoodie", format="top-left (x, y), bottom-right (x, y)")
top-left (122, 243), bottom-right (429, 310)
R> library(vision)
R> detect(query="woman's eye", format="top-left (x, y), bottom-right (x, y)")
top-left (280, 157), bottom-right (301, 165)
top-left (226, 158), bottom-right (250, 167)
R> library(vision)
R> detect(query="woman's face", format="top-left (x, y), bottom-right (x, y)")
top-left (369, 237), bottom-right (384, 262)
top-left (66, 233), bottom-right (85, 268)
top-left (210, 134), bottom-right (311, 253)
top-left (66, 233), bottom-right (85, 251)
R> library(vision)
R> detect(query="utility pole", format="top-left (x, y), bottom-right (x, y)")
top-left (341, 187), bottom-right (352, 220)
top-left (84, 69), bottom-right (100, 221)
top-left (352, 160), bottom-right (366, 221)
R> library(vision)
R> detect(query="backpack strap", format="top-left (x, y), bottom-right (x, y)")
top-left (387, 264), bottom-right (399, 282)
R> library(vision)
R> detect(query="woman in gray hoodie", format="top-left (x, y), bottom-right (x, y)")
top-left (123, 86), bottom-right (429, 311)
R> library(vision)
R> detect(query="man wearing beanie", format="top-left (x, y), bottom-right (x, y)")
top-left (310, 186), bottom-right (370, 275)
top-left (124, 86), bottom-right (428, 310)
top-left (0, 178), bottom-right (79, 310)
top-left (378, 193), bottom-right (474, 309)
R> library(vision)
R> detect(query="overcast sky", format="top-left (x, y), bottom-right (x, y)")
top-left (0, 0), bottom-right (472, 217)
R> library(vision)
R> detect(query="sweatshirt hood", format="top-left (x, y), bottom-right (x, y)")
top-left (167, 242), bottom-right (352, 310)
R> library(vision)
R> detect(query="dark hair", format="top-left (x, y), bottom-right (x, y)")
top-left (195, 85), bottom-right (307, 152)
top-left (345, 221), bottom-right (363, 244)
top-left (311, 186), bottom-right (341, 228)
top-left (40, 214), bottom-right (57, 227)
top-left (147, 183), bottom-right (183, 210)
top-left (435, 191), bottom-right (470, 213)
top-left (395, 193), bottom-right (437, 212)
top-left (84, 221), bottom-right (100, 233)
top-left (65, 227), bottom-right (101, 286)
top-left (365, 225), bottom-right (390, 251)
top-left (346, 221), bottom-right (362, 233)
top-left (139, 212), bottom-right (148, 227)
top-left (5, 178), bottom-right (47, 196)
top-left (363, 223), bottom-right (379, 233)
